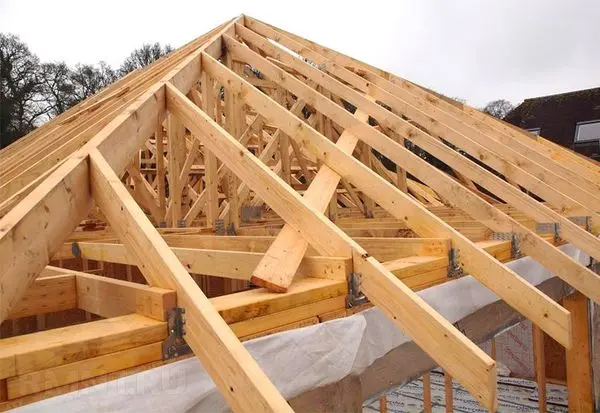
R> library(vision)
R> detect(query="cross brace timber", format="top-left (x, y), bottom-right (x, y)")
top-left (2, 13), bottom-right (600, 412)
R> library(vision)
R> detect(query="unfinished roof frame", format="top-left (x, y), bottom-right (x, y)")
top-left (1, 14), bottom-right (599, 412)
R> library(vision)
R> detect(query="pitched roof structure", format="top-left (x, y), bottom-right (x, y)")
top-left (1, 15), bottom-right (600, 412)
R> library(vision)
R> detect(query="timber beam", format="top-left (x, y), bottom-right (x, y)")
top-left (167, 79), bottom-right (498, 409)
top-left (5, 13), bottom-right (600, 412)
top-left (227, 24), bottom-right (600, 308)
top-left (198, 47), bottom-right (571, 351)
top-left (66, 242), bottom-right (352, 281)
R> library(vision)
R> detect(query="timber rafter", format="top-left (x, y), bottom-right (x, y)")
top-left (1, 13), bottom-right (600, 412)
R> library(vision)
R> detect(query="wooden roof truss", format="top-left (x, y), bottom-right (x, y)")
top-left (2, 15), bottom-right (600, 411)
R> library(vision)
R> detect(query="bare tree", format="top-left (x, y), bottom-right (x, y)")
top-left (0, 33), bottom-right (48, 148)
top-left (70, 61), bottom-right (116, 101)
top-left (1, 37), bottom-right (178, 148)
top-left (39, 62), bottom-right (77, 117)
top-left (482, 99), bottom-right (514, 119)
top-left (120, 42), bottom-right (173, 75)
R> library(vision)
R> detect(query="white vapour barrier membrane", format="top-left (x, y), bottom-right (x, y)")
top-left (14, 244), bottom-right (587, 413)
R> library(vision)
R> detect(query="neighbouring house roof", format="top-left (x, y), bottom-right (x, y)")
top-left (504, 87), bottom-right (600, 150)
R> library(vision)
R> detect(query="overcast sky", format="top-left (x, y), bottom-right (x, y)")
top-left (1, 0), bottom-right (598, 107)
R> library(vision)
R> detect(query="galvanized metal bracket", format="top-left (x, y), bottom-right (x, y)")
top-left (71, 242), bottom-right (81, 258)
top-left (536, 216), bottom-right (592, 243)
top-left (177, 219), bottom-right (186, 228)
top-left (491, 232), bottom-right (522, 259)
top-left (589, 257), bottom-right (599, 273)
top-left (568, 215), bottom-right (591, 231)
top-left (162, 307), bottom-right (191, 360)
top-left (510, 233), bottom-right (522, 259)
top-left (241, 205), bottom-right (263, 223)
top-left (215, 219), bottom-right (226, 235)
top-left (226, 223), bottom-right (237, 236)
top-left (447, 248), bottom-right (464, 278)
top-left (346, 272), bottom-right (369, 308)
top-left (536, 222), bottom-right (560, 242)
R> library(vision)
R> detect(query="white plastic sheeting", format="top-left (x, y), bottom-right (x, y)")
top-left (13, 244), bottom-right (587, 413)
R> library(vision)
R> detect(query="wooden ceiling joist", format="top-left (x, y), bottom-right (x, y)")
top-left (2, 13), bottom-right (600, 412)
